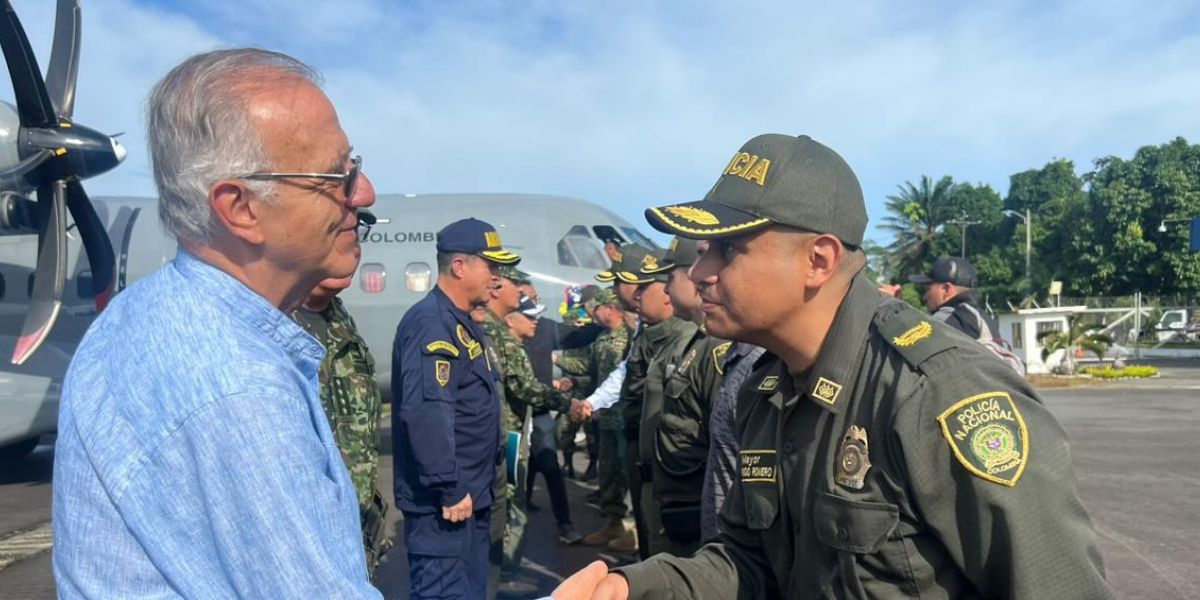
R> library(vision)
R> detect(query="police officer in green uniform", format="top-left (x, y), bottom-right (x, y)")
top-left (629, 249), bottom-right (702, 558)
top-left (554, 134), bottom-right (1113, 599)
top-left (639, 237), bottom-right (729, 557)
top-left (291, 276), bottom-right (390, 575)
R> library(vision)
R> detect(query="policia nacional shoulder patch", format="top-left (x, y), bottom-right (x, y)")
top-left (936, 391), bottom-right (1028, 486)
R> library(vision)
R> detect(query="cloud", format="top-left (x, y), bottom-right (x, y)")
top-left (4, 0), bottom-right (1200, 243)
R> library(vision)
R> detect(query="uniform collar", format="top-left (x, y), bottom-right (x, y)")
top-left (433, 285), bottom-right (480, 333)
top-left (743, 273), bottom-right (880, 414)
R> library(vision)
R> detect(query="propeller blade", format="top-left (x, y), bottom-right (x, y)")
top-left (0, 148), bottom-right (52, 182)
top-left (0, 0), bottom-right (58, 128)
top-left (45, 0), bottom-right (80, 119)
top-left (64, 179), bottom-right (114, 310)
top-left (12, 181), bottom-right (68, 365)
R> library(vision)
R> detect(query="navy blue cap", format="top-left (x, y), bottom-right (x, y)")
top-left (909, 256), bottom-right (978, 287)
top-left (436, 218), bottom-right (520, 265)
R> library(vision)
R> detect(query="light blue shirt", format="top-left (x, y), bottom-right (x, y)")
top-left (52, 251), bottom-right (381, 599)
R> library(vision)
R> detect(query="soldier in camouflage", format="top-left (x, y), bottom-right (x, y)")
top-left (291, 277), bottom-right (390, 575)
top-left (575, 287), bottom-right (633, 547)
top-left (482, 265), bottom-right (579, 596)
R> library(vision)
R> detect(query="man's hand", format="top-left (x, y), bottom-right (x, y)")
top-left (553, 561), bottom-right (630, 599)
top-left (569, 399), bottom-right (593, 423)
top-left (442, 493), bottom-right (473, 523)
top-left (554, 377), bottom-right (575, 392)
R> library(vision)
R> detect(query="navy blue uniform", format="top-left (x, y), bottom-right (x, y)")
top-left (392, 285), bottom-right (499, 599)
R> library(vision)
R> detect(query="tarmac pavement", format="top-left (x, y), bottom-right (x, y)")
top-left (3, 360), bottom-right (1199, 598)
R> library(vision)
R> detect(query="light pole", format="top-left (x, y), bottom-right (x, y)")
top-left (1003, 209), bottom-right (1031, 291)
top-left (947, 210), bottom-right (981, 257)
top-left (1158, 217), bottom-right (1189, 233)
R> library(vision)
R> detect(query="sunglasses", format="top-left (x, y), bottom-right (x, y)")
top-left (240, 155), bottom-right (362, 200)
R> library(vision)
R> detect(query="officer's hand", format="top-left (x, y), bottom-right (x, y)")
top-left (555, 377), bottom-right (574, 392)
top-left (442, 493), bottom-right (473, 523)
top-left (553, 561), bottom-right (630, 599)
top-left (580, 400), bottom-right (594, 422)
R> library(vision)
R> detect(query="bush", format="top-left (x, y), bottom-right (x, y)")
top-left (1080, 365), bottom-right (1160, 379)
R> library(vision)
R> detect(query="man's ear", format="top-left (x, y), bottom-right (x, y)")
top-left (210, 180), bottom-right (266, 245)
top-left (450, 255), bottom-right (469, 279)
top-left (805, 234), bottom-right (844, 289)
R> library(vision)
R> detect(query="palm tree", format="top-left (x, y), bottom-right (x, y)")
top-left (881, 175), bottom-right (960, 278)
top-left (1039, 317), bottom-right (1112, 375)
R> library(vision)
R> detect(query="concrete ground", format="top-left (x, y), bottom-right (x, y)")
top-left (3, 360), bottom-right (1198, 598)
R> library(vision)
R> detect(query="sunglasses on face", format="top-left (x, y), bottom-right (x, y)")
top-left (239, 155), bottom-right (362, 201)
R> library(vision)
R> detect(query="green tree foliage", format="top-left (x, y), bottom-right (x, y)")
top-left (881, 175), bottom-right (958, 279)
top-left (879, 138), bottom-right (1200, 305)
top-left (1039, 317), bottom-right (1112, 375)
top-left (1069, 137), bottom-right (1200, 296)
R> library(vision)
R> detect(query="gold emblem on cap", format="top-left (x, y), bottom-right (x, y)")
top-left (835, 425), bottom-right (871, 490)
top-left (484, 231), bottom-right (502, 248)
top-left (812, 377), bottom-right (842, 406)
top-left (642, 255), bottom-right (659, 270)
top-left (611, 250), bottom-right (623, 262)
top-left (893, 321), bottom-right (933, 347)
top-left (724, 152), bottom-right (771, 186)
top-left (665, 205), bottom-right (720, 226)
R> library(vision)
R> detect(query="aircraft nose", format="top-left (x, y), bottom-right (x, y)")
top-left (111, 138), bottom-right (126, 163)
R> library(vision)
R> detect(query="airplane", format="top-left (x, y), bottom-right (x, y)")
top-left (0, 2), bottom-right (658, 462)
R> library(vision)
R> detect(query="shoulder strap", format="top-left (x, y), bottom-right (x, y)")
top-left (875, 301), bottom-right (959, 369)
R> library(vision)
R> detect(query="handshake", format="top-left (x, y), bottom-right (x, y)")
top-left (568, 398), bottom-right (594, 423)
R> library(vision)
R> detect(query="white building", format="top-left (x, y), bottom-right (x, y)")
top-left (996, 306), bottom-right (1087, 374)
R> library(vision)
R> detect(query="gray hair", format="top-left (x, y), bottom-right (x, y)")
top-left (146, 48), bottom-right (323, 243)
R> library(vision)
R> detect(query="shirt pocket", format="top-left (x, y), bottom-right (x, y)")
top-left (813, 492), bottom-right (920, 598)
top-left (738, 449), bottom-right (781, 530)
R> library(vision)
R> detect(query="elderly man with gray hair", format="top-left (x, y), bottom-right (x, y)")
top-left (51, 49), bottom-right (379, 598)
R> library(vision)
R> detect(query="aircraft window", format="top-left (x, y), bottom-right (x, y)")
top-left (360, 263), bottom-right (387, 294)
top-left (76, 271), bottom-right (95, 300)
top-left (592, 225), bottom-right (625, 245)
top-left (621, 227), bottom-right (658, 249)
top-left (557, 233), bottom-right (609, 269)
top-left (404, 262), bottom-right (432, 293)
top-left (0, 273), bottom-right (5, 302)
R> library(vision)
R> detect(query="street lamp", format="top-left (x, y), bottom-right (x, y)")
top-left (1003, 208), bottom-right (1031, 291)
top-left (1158, 218), bottom-right (1189, 233)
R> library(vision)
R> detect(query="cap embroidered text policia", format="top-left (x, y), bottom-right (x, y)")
top-left (645, 134), bottom-right (867, 247)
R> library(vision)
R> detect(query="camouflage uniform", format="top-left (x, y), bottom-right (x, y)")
top-left (556, 344), bottom-right (597, 473)
top-left (589, 323), bottom-right (631, 519)
top-left (290, 296), bottom-right (389, 574)
top-left (481, 308), bottom-right (571, 581)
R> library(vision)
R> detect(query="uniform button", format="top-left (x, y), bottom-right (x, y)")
top-left (837, 528), bottom-right (849, 541)
top-left (783, 442), bottom-right (794, 453)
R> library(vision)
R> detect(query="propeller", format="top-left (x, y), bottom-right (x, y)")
top-left (0, 0), bottom-right (123, 364)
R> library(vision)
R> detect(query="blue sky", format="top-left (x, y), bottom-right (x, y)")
top-left (7, 0), bottom-right (1200, 244)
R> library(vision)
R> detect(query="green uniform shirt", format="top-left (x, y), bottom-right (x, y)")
top-left (617, 274), bottom-right (1112, 599)
top-left (291, 296), bottom-right (382, 509)
top-left (653, 329), bottom-right (729, 506)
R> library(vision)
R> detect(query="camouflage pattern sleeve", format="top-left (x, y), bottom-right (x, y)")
top-left (556, 346), bottom-right (591, 376)
top-left (499, 331), bottom-right (571, 418)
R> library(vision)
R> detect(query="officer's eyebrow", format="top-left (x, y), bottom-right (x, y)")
top-left (326, 145), bottom-right (353, 174)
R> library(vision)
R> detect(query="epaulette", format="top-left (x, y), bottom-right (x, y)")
top-left (874, 300), bottom-right (959, 370)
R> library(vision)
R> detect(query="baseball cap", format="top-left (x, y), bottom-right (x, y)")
top-left (662, 236), bottom-right (702, 269)
top-left (645, 134), bottom-right (866, 247)
top-left (633, 248), bottom-right (671, 283)
top-left (596, 244), bottom-right (655, 284)
top-left (518, 293), bottom-right (545, 317)
top-left (497, 264), bottom-right (530, 282)
top-left (584, 287), bottom-right (619, 313)
top-left (908, 256), bottom-right (979, 287)
top-left (436, 218), bottom-right (521, 265)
